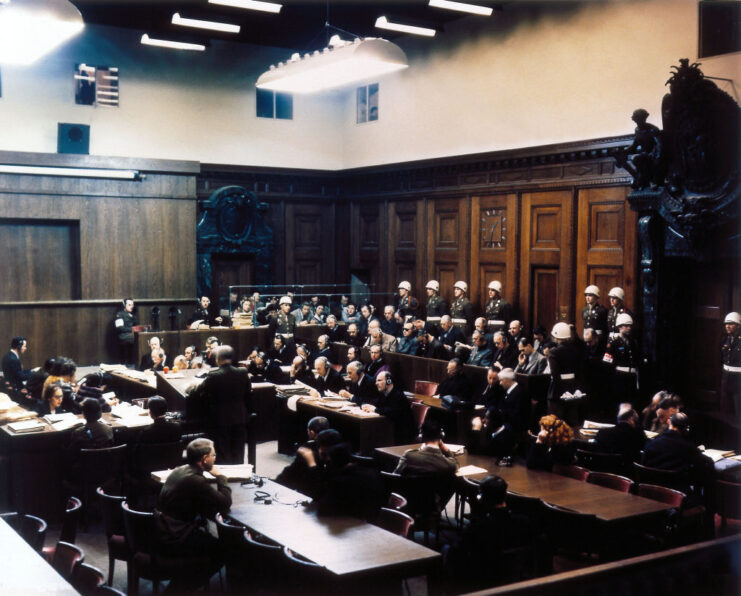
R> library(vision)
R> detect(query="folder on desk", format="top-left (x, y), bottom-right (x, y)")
top-left (8, 419), bottom-right (46, 433)
top-left (456, 465), bottom-right (488, 477)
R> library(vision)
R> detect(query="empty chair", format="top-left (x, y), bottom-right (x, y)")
top-left (42, 497), bottom-right (83, 561)
top-left (387, 492), bottom-right (407, 510)
top-left (130, 441), bottom-right (182, 508)
top-left (411, 401), bottom-right (430, 435)
top-left (633, 462), bottom-right (688, 491)
top-left (78, 444), bottom-right (128, 525)
top-left (637, 483), bottom-right (686, 507)
top-left (552, 463), bottom-right (590, 481)
top-left (72, 562), bottom-right (106, 596)
top-left (215, 514), bottom-right (249, 590)
top-left (375, 507), bottom-right (415, 537)
top-left (576, 449), bottom-right (625, 474)
top-left (282, 546), bottom-right (334, 596)
top-left (47, 541), bottom-right (85, 579)
top-left (455, 476), bottom-right (481, 528)
top-left (96, 487), bottom-right (131, 588)
top-left (0, 512), bottom-right (48, 552)
top-left (243, 530), bottom-right (285, 596)
top-left (715, 479), bottom-right (741, 528)
top-left (414, 380), bottom-right (438, 396)
top-left (506, 491), bottom-right (548, 533)
top-left (350, 453), bottom-right (378, 469)
top-left (542, 501), bottom-right (603, 561)
top-left (587, 471), bottom-right (635, 493)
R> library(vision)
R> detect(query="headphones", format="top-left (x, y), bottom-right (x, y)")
top-left (386, 374), bottom-right (393, 386)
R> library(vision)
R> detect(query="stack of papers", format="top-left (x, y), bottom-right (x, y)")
top-left (99, 363), bottom-right (128, 373)
top-left (583, 420), bottom-right (615, 429)
top-left (110, 402), bottom-right (153, 428)
top-left (44, 413), bottom-right (84, 431)
top-left (701, 448), bottom-right (735, 462)
top-left (445, 444), bottom-right (466, 455)
top-left (457, 465), bottom-right (488, 477)
top-left (8, 419), bottom-right (46, 433)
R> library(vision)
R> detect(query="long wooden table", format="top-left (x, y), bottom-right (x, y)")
top-left (230, 479), bottom-right (440, 588)
top-left (0, 518), bottom-right (78, 595)
top-left (375, 445), bottom-right (672, 523)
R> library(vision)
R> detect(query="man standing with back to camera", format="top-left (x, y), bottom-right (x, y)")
top-left (114, 298), bottom-right (137, 366)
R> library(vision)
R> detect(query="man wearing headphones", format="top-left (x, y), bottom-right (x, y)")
top-left (188, 296), bottom-right (223, 328)
top-left (368, 371), bottom-right (416, 444)
top-left (114, 298), bottom-right (138, 365)
top-left (339, 361), bottom-right (379, 405)
top-left (310, 357), bottom-right (346, 396)
top-left (2, 336), bottom-right (32, 391)
top-left (289, 355), bottom-right (317, 389)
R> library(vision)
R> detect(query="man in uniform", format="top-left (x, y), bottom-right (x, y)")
top-left (602, 313), bottom-right (640, 415)
top-left (425, 280), bottom-right (447, 318)
top-left (582, 285), bottom-right (608, 342)
top-left (484, 281), bottom-right (512, 334)
top-left (397, 281), bottom-right (420, 320)
top-left (546, 322), bottom-right (583, 426)
top-left (721, 312), bottom-right (741, 416)
top-left (189, 296), bottom-right (223, 328)
top-left (450, 281), bottom-right (474, 334)
top-left (269, 296), bottom-right (297, 341)
top-left (582, 328), bottom-right (608, 420)
top-left (114, 298), bottom-right (137, 365)
top-left (607, 287), bottom-right (633, 339)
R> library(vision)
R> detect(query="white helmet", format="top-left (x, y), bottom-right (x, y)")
top-left (551, 322), bottom-right (571, 339)
top-left (425, 280), bottom-right (440, 292)
top-left (454, 281), bottom-right (468, 293)
top-left (279, 296), bottom-right (292, 306)
top-left (584, 285), bottom-right (600, 298)
top-left (398, 281), bottom-right (412, 292)
top-left (488, 280), bottom-right (502, 293)
top-left (725, 312), bottom-right (741, 325)
top-left (609, 287), bottom-right (625, 301)
top-left (615, 313), bottom-right (633, 327)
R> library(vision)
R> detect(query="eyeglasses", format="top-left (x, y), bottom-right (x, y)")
top-left (403, 327), bottom-right (412, 331)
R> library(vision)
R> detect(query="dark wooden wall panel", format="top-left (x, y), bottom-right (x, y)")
top-left (428, 198), bottom-right (469, 305)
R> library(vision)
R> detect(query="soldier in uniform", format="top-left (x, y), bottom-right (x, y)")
top-left (606, 287), bottom-right (633, 339)
top-left (425, 280), bottom-right (447, 317)
top-left (450, 281), bottom-right (474, 335)
top-left (581, 285), bottom-right (608, 342)
top-left (602, 313), bottom-right (640, 417)
top-left (396, 281), bottom-right (420, 320)
top-left (484, 281), bottom-right (512, 334)
top-left (546, 322), bottom-right (583, 426)
top-left (721, 312), bottom-right (741, 416)
top-left (115, 298), bottom-right (138, 365)
top-left (268, 296), bottom-right (297, 343)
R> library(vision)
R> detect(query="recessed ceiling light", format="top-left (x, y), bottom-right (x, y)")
top-left (172, 13), bottom-right (240, 34)
top-left (140, 34), bottom-right (206, 51)
top-left (375, 16), bottom-right (436, 37)
top-left (429, 0), bottom-right (493, 17)
top-left (208, 0), bottom-right (282, 14)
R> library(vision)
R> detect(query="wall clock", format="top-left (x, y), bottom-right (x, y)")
top-left (480, 208), bottom-right (506, 248)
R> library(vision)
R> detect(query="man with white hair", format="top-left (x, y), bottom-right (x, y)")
top-left (381, 305), bottom-right (402, 337)
top-left (498, 368), bottom-right (530, 434)
top-left (311, 357), bottom-right (346, 396)
top-left (339, 361), bottom-right (379, 405)
top-left (364, 319), bottom-right (398, 352)
top-left (315, 334), bottom-right (332, 362)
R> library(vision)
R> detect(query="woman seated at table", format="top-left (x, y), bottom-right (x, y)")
top-left (42, 357), bottom-right (81, 413)
top-left (37, 382), bottom-right (68, 417)
top-left (526, 414), bottom-right (575, 470)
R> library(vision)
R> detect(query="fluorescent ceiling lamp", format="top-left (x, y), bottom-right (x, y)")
top-left (172, 12), bottom-right (240, 34)
top-left (429, 0), bottom-right (492, 16)
top-left (208, 0), bottom-right (282, 14)
top-left (256, 37), bottom-right (408, 94)
top-left (375, 16), bottom-right (435, 37)
top-left (0, 165), bottom-right (142, 180)
top-left (141, 33), bottom-right (205, 51)
top-left (0, 0), bottom-right (84, 65)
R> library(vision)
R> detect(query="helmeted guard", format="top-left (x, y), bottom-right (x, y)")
top-left (606, 287), bottom-right (634, 339)
top-left (581, 285), bottom-right (608, 341)
top-left (484, 280), bottom-right (513, 333)
top-left (546, 322), bottom-right (583, 426)
top-left (602, 313), bottom-right (640, 412)
top-left (425, 280), bottom-right (447, 318)
top-left (396, 281), bottom-right (420, 320)
top-left (450, 281), bottom-right (474, 334)
top-left (269, 296), bottom-right (296, 341)
top-left (721, 312), bottom-right (741, 416)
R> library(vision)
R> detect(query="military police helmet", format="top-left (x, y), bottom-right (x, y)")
top-left (615, 313), bottom-right (633, 327)
top-left (488, 280), bottom-right (503, 293)
top-left (426, 280), bottom-right (440, 292)
top-left (551, 322), bottom-right (571, 339)
top-left (584, 285), bottom-right (600, 298)
top-left (724, 312), bottom-right (741, 325)
top-left (398, 281), bottom-right (412, 292)
top-left (454, 281), bottom-right (468, 293)
top-left (608, 287), bottom-right (625, 301)
top-left (279, 296), bottom-right (292, 306)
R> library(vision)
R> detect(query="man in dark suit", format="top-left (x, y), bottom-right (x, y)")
top-left (595, 408), bottom-right (646, 465)
top-left (370, 372), bottom-right (415, 444)
top-left (275, 416), bottom-right (330, 493)
top-left (435, 358), bottom-right (473, 407)
top-left (188, 345), bottom-right (252, 464)
top-left (417, 331), bottom-right (449, 360)
top-left (642, 413), bottom-right (711, 472)
top-left (2, 336), bottom-right (31, 390)
top-left (311, 357), bottom-right (346, 395)
top-left (314, 334), bottom-right (332, 363)
top-left (139, 396), bottom-right (182, 444)
top-left (476, 367), bottom-right (505, 410)
top-left (492, 332), bottom-right (518, 370)
top-left (325, 315), bottom-right (346, 344)
top-left (439, 315), bottom-right (466, 356)
top-left (288, 355), bottom-right (317, 388)
top-left (339, 360), bottom-right (379, 405)
top-left (498, 368), bottom-right (530, 434)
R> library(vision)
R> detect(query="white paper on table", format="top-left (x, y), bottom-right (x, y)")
top-left (456, 465), bottom-right (488, 477)
top-left (287, 395), bottom-right (302, 412)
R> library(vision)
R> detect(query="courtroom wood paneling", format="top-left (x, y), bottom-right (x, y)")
top-left (519, 190), bottom-right (575, 331)
top-left (576, 186), bottom-right (637, 335)
top-left (427, 197), bottom-right (470, 305)
top-left (388, 199), bottom-right (426, 297)
top-left (285, 203), bottom-right (329, 286)
top-left (351, 201), bottom-right (384, 290)
top-left (471, 193), bottom-right (518, 313)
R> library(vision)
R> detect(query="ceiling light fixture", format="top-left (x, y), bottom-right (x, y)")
top-left (208, 0), bottom-right (282, 14)
top-left (0, 164), bottom-right (143, 180)
top-left (428, 0), bottom-right (493, 17)
top-left (375, 16), bottom-right (436, 37)
top-left (256, 35), bottom-right (408, 94)
top-left (0, 0), bottom-right (84, 65)
top-left (172, 12), bottom-right (240, 34)
top-left (140, 33), bottom-right (206, 51)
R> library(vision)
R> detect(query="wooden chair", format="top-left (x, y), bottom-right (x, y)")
top-left (587, 471), bottom-right (635, 493)
top-left (282, 546), bottom-right (332, 596)
top-left (42, 496), bottom-right (83, 561)
top-left (375, 507), bottom-right (415, 537)
top-left (411, 401), bottom-right (430, 435)
top-left (633, 462), bottom-right (688, 491)
top-left (414, 380), bottom-right (438, 396)
top-left (506, 491), bottom-right (548, 533)
top-left (637, 483), bottom-right (686, 508)
top-left (552, 463), bottom-right (590, 481)
top-left (576, 449), bottom-right (625, 474)
top-left (0, 512), bottom-right (48, 552)
top-left (79, 444), bottom-right (128, 526)
top-left (542, 501), bottom-right (603, 561)
top-left (455, 476), bottom-right (481, 528)
top-left (242, 529), bottom-right (285, 595)
top-left (72, 562), bottom-right (106, 596)
top-left (715, 479), bottom-right (741, 527)
top-left (387, 492), bottom-right (407, 510)
top-left (96, 486), bottom-right (131, 588)
top-left (48, 541), bottom-right (85, 579)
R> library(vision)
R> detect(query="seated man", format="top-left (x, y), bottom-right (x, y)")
top-left (366, 372), bottom-right (415, 444)
top-left (2, 336), bottom-right (32, 391)
top-left (339, 360), bottom-right (379, 405)
top-left (394, 419), bottom-right (458, 476)
top-left (364, 319), bottom-right (398, 353)
top-left (438, 315), bottom-right (465, 356)
top-left (156, 438), bottom-right (230, 593)
top-left (417, 330), bottom-right (449, 360)
top-left (314, 334), bottom-right (332, 362)
top-left (468, 407), bottom-right (517, 460)
top-left (267, 334), bottom-right (295, 365)
top-left (289, 355), bottom-right (317, 388)
top-left (467, 331), bottom-right (494, 367)
top-left (365, 345), bottom-right (390, 379)
top-left (325, 315), bottom-right (346, 343)
top-left (476, 367), bottom-right (504, 410)
top-left (68, 397), bottom-right (114, 451)
top-left (184, 345), bottom-right (197, 367)
top-left (396, 322), bottom-right (420, 355)
top-left (139, 396), bottom-right (182, 444)
top-left (188, 295), bottom-right (224, 328)
top-left (435, 358), bottom-right (474, 409)
top-left (492, 331), bottom-right (518, 370)
top-left (148, 348), bottom-right (166, 372)
top-left (515, 335), bottom-right (548, 375)
top-left (345, 323), bottom-right (364, 348)
top-left (139, 336), bottom-right (166, 371)
top-left (380, 305), bottom-right (402, 337)
top-left (204, 336), bottom-right (220, 367)
top-left (311, 356), bottom-right (346, 396)
top-left (275, 416), bottom-right (330, 494)
top-left (595, 407), bottom-right (646, 465)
